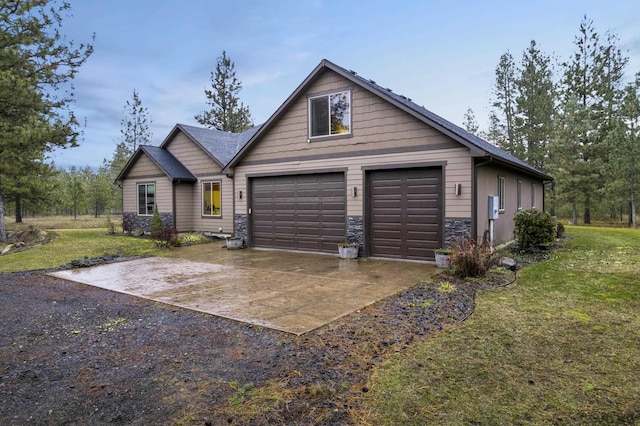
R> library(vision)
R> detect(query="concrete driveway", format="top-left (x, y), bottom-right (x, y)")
top-left (49, 245), bottom-right (437, 335)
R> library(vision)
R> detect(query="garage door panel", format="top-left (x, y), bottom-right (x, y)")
top-left (369, 168), bottom-right (442, 260)
top-left (250, 173), bottom-right (346, 253)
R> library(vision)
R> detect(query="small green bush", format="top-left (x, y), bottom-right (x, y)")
top-left (513, 209), bottom-right (555, 251)
top-left (150, 205), bottom-right (163, 239)
top-left (448, 237), bottom-right (495, 278)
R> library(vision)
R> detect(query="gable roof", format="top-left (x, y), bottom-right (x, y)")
top-left (162, 123), bottom-right (262, 167)
top-left (225, 59), bottom-right (551, 181)
top-left (115, 145), bottom-right (196, 183)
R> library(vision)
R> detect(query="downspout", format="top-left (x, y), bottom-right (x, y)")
top-left (473, 156), bottom-right (493, 242)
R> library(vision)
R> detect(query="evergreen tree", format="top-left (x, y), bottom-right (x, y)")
top-left (195, 51), bottom-right (253, 132)
top-left (489, 52), bottom-right (523, 158)
top-left (0, 0), bottom-right (93, 241)
top-left (120, 89), bottom-right (152, 153)
top-left (559, 16), bottom-right (627, 223)
top-left (463, 108), bottom-right (480, 135)
top-left (515, 40), bottom-right (556, 171)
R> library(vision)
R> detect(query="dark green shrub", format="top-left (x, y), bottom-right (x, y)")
top-left (150, 205), bottom-right (163, 239)
top-left (513, 209), bottom-right (555, 251)
top-left (448, 237), bottom-right (495, 278)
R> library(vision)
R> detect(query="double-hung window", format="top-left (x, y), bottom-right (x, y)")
top-left (137, 183), bottom-right (155, 215)
top-left (309, 91), bottom-right (351, 138)
top-left (498, 176), bottom-right (505, 212)
top-left (202, 181), bottom-right (221, 216)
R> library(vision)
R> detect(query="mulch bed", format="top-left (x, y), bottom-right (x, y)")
top-left (0, 249), bottom-right (548, 425)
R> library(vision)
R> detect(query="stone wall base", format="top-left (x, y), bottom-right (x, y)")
top-left (123, 212), bottom-right (174, 233)
top-left (444, 218), bottom-right (472, 245)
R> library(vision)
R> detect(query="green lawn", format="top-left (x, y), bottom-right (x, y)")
top-left (0, 228), bottom-right (165, 273)
top-left (363, 227), bottom-right (640, 425)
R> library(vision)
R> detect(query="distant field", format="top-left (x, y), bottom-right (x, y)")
top-left (5, 215), bottom-right (122, 231)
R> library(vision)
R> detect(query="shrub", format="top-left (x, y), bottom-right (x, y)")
top-left (150, 205), bottom-right (163, 239)
top-left (154, 226), bottom-right (179, 248)
top-left (513, 209), bottom-right (555, 251)
top-left (448, 237), bottom-right (495, 278)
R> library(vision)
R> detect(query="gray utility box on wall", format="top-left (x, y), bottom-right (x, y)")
top-left (488, 195), bottom-right (500, 220)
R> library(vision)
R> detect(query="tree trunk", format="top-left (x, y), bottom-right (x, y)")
top-left (0, 193), bottom-right (6, 242)
top-left (15, 196), bottom-right (22, 223)
top-left (572, 201), bottom-right (577, 225)
top-left (583, 193), bottom-right (591, 224)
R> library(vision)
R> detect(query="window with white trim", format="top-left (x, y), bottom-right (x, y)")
top-left (517, 180), bottom-right (523, 210)
top-left (498, 176), bottom-right (505, 212)
top-left (202, 181), bottom-right (221, 216)
top-left (137, 183), bottom-right (155, 215)
top-left (531, 183), bottom-right (536, 209)
top-left (309, 91), bottom-right (351, 138)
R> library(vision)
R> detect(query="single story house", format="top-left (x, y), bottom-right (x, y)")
top-left (115, 123), bottom-right (259, 234)
top-left (117, 59), bottom-right (551, 261)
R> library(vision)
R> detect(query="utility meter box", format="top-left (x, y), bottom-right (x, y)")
top-left (488, 195), bottom-right (500, 220)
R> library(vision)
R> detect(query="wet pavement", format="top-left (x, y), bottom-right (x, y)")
top-left (49, 246), bottom-right (437, 334)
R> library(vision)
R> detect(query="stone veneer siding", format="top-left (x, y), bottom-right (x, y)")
top-left (346, 216), bottom-right (364, 256)
top-left (123, 212), bottom-right (174, 233)
top-left (233, 214), bottom-right (248, 246)
top-left (444, 218), bottom-right (472, 245)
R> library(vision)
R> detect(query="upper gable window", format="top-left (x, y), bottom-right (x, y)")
top-left (309, 91), bottom-right (351, 138)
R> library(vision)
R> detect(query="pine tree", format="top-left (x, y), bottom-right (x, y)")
top-left (515, 40), bottom-right (556, 171)
top-left (195, 51), bottom-right (253, 132)
top-left (489, 52), bottom-right (523, 158)
top-left (463, 108), bottom-right (480, 135)
top-left (120, 89), bottom-right (152, 153)
top-left (0, 0), bottom-right (93, 241)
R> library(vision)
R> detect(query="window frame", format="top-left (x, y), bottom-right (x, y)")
top-left (137, 182), bottom-right (156, 216)
top-left (308, 90), bottom-right (352, 139)
top-left (531, 182), bottom-right (536, 209)
top-left (202, 180), bottom-right (222, 217)
top-left (517, 180), bottom-right (523, 210)
top-left (498, 176), bottom-right (506, 212)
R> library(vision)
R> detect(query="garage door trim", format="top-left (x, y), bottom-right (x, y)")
top-left (365, 165), bottom-right (444, 261)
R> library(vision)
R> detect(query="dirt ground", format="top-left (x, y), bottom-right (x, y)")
top-left (0, 261), bottom-right (520, 425)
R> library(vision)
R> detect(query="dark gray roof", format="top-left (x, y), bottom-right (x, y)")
top-left (114, 145), bottom-right (196, 183)
top-left (140, 145), bottom-right (196, 181)
top-left (171, 123), bottom-right (262, 166)
top-left (226, 59), bottom-right (551, 181)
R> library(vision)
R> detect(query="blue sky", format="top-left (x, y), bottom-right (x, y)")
top-left (50, 0), bottom-right (640, 169)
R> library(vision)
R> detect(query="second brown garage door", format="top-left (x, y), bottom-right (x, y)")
top-left (368, 167), bottom-right (443, 260)
top-left (250, 173), bottom-right (346, 253)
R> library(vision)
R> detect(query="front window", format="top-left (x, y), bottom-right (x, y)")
top-left (309, 91), bottom-right (351, 138)
top-left (498, 176), bottom-right (505, 212)
top-left (202, 181), bottom-right (221, 216)
top-left (137, 183), bottom-right (155, 215)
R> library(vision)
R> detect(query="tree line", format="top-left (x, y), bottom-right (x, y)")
top-left (466, 16), bottom-right (639, 228)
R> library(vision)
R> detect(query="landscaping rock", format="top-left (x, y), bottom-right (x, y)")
top-left (1, 244), bottom-right (14, 255)
top-left (499, 257), bottom-right (517, 270)
top-left (131, 228), bottom-right (144, 237)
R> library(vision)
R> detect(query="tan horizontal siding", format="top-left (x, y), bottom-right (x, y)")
top-left (165, 132), bottom-right (222, 175)
top-left (175, 183), bottom-right (193, 231)
top-left (243, 70), bottom-right (455, 164)
top-left (235, 148), bottom-right (472, 217)
top-left (125, 153), bottom-right (164, 178)
top-left (190, 175), bottom-right (235, 234)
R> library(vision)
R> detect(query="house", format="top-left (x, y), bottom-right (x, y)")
top-left (115, 124), bottom-right (259, 234)
top-left (117, 59), bottom-right (551, 261)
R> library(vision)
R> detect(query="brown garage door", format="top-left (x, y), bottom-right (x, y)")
top-left (368, 167), bottom-right (443, 260)
top-left (250, 173), bottom-right (346, 253)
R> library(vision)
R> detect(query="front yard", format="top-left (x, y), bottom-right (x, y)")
top-left (363, 226), bottom-right (640, 425)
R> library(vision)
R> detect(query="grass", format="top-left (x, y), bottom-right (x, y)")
top-left (362, 226), bottom-right (640, 425)
top-left (0, 215), bottom-right (165, 272)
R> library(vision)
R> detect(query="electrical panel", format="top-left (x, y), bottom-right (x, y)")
top-left (488, 195), bottom-right (500, 220)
